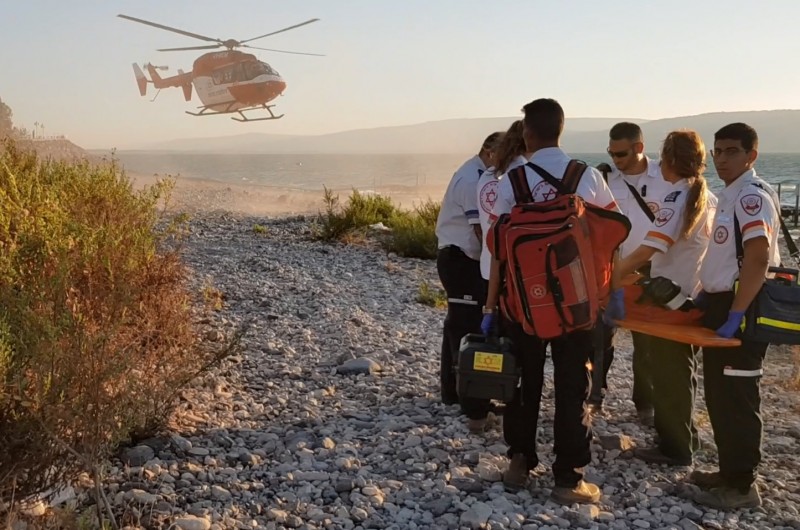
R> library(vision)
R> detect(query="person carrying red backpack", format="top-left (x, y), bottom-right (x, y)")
top-left (482, 98), bottom-right (629, 504)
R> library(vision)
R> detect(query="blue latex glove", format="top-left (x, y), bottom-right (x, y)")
top-left (480, 313), bottom-right (495, 336)
top-left (603, 289), bottom-right (626, 326)
top-left (693, 290), bottom-right (709, 311)
top-left (716, 310), bottom-right (745, 338)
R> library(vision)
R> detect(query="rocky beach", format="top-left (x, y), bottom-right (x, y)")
top-left (59, 177), bottom-right (799, 530)
top-left (7, 172), bottom-right (796, 530)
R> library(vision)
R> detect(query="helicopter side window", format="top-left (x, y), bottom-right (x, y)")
top-left (212, 67), bottom-right (235, 85)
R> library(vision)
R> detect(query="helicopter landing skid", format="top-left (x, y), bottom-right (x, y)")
top-left (185, 103), bottom-right (284, 122)
top-left (231, 105), bottom-right (284, 122)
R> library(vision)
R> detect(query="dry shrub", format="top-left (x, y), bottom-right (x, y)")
top-left (0, 141), bottom-right (217, 507)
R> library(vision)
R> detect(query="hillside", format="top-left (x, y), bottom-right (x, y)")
top-left (137, 117), bottom-right (646, 154)
top-left (134, 110), bottom-right (800, 154)
top-left (12, 138), bottom-right (96, 162)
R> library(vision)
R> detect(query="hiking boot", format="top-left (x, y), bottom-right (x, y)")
top-left (694, 485), bottom-right (761, 510)
top-left (689, 470), bottom-right (726, 490)
top-left (550, 480), bottom-right (601, 505)
top-left (634, 446), bottom-right (692, 466)
top-left (503, 454), bottom-right (529, 491)
top-left (467, 417), bottom-right (487, 434)
top-left (637, 408), bottom-right (655, 427)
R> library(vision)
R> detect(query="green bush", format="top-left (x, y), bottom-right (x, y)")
top-left (0, 141), bottom-right (216, 505)
top-left (316, 187), bottom-right (399, 241)
top-left (316, 189), bottom-right (441, 259)
top-left (416, 281), bottom-right (447, 308)
top-left (384, 201), bottom-right (440, 259)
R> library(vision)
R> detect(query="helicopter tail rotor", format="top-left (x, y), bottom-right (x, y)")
top-left (132, 63), bottom-right (148, 96)
top-left (178, 69), bottom-right (193, 101)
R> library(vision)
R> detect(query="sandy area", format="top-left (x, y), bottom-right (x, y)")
top-left (129, 173), bottom-right (448, 218)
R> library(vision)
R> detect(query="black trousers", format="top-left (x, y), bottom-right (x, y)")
top-left (649, 336), bottom-right (699, 463)
top-left (589, 326), bottom-right (654, 412)
top-left (703, 291), bottom-right (768, 490)
top-left (502, 320), bottom-right (593, 488)
top-left (436, 246), bottom-right (491, 420)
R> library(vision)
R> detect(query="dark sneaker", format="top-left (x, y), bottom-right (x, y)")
top-left (503, 454), bottom-right (529, 491)
top-left (694, 485), bottom-right (761, 509)
top-left (550, 480), bottom-right (601, 504)
top-left (689, 469), bottom-right (726, 490)
top-left (634, 446), bottom-right (692, 466)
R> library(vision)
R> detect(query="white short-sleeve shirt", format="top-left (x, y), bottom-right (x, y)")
top-left (477, 155), bottom-right (528, 279)
top-left (699, 169), bottom-right (781, 293)
top-left (435, 155), bottom-right (487, 260)
top-left (490, 148), bottom-right (618, 222)
top-left (606, 158), bottom-right (670, 258)
top-left (640, 180), bottom-right (718, 297)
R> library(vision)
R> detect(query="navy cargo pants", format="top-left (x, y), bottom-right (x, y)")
top-left (702, 291), bottom-right (768, 490)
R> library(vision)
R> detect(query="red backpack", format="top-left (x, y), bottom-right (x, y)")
top-left (488, 161), bottom-right (630, 339)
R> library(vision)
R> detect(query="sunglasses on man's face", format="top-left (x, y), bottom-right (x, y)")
top-left (607, 149), bottom-right (631, 159)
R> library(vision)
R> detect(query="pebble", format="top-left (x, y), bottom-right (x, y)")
top-left (80, 215), bottom-right (799, 529)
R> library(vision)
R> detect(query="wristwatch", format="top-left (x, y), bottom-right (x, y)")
top-left (482, 306), bottom-right (496, 315)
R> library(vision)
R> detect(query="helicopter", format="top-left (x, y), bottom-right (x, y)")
top-left (118, 14), bottom-right (323, 122)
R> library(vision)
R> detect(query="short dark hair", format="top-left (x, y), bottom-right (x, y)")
top-left (609, 122), bottom-right (643, 142)
top-left (714, 122), bottom-right (758, 151)
top-left (481, 131), bottom-right (504, 152)
top-left (522, 98), bottom-right (564, 142)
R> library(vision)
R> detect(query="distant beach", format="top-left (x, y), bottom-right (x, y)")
top-left (129, 171), bottom-right (445, 217)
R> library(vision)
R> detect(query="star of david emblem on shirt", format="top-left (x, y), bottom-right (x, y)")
top-left (541, 188), bottom-right (557, 201)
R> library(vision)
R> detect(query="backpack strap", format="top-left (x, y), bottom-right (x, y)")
top-left (526, 160), bottom-right (588, 197)
top-left (596, 163), bottom-right (613, 183)
top-left (624, 181), bottom-right (656, 222)
top-left (508, 165), bottom-right (533, 204)
top-left (562, 159), bottom-right (588, 194)
top-left (526, 163), bottom-right (566, 194)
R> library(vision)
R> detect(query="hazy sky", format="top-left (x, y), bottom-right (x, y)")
top-left (2, 0), bottom-right (798, 149)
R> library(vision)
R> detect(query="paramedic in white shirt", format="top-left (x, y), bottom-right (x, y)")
top-left (692, 123), bottom-right (781, 510)
top-left (434, 131), bottom-right (502, 434)
top-left (482, 98), bottom-right (618, 504)
top-left (609, 130), bottom-right (717, 468)
top-left (589, 122), bottom-right (669, 422)
top-left (477, 120), bottom-right (531, 281)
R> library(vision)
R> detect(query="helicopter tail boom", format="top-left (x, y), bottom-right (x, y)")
top-left (131, 63), bottom-right (194, 101)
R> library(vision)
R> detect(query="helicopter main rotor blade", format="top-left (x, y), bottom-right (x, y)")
top-left (240, 18), bottom-right (320, 44)
top-left (157, 45), bottom-right (222, 52)
top-left (118, 14), bottom-right (221, 44)
top-left (241, 44), bottom-right (325, 56)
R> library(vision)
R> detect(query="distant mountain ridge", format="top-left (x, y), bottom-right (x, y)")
top-left (134, 110), bottom-right (800, 154)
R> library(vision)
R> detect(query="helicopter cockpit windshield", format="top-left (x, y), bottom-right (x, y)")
top-left (212, 61), bottom-right (280, 85)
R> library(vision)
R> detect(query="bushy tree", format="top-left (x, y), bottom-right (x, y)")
top-left (0, 97), bottom-right (12, 137)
